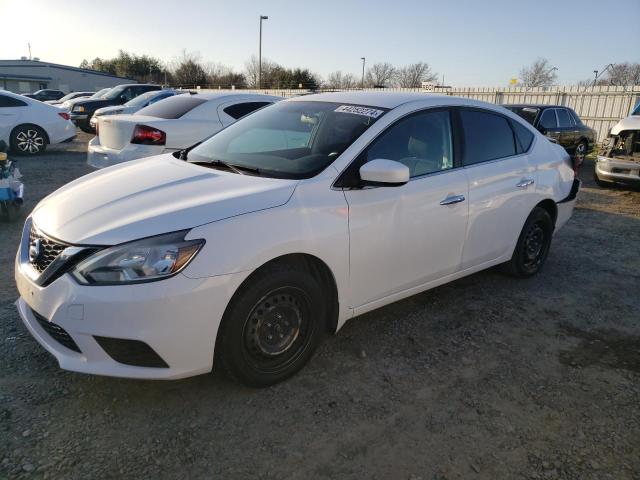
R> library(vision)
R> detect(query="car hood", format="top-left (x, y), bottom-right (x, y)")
top-left (31, 154), bottom-right (298, 245)
top-left (611, 115), bottom-right (640, 135)
top-left (73, 99), bottom-right (116, 110)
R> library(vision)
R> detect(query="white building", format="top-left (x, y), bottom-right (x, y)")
top-left (0, 58), bottom-right (133, 94)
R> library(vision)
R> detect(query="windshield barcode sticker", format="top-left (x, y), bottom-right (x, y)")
top-left (335, 105), bottom-right (384, 118)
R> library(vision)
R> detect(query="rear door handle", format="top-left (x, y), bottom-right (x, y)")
top-left (516, 178), bottom-right (535, 188)
top-left (439, 194), bottom-right (466, 206)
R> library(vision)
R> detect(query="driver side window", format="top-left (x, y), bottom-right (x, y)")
top-left (364, 110), bottom-right (453, 178)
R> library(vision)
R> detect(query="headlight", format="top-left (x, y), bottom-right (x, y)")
top-left (73, 105), bottom-right (85, 112)
top-left (71, 231), bottom-right (204, 285)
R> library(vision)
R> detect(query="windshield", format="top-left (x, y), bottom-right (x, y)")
top-left (505, 106), bottom-right (539, 125)
top-left (126, 90), bottom-right (163, 107)
top-left (633, 102), bottom-right (640, 116)
top-left (103, 86), bottom-right (126, 100)
top-left (188, 101), bottom-right (387, 179)
top-left (91, 88), bottom-right (111, 99)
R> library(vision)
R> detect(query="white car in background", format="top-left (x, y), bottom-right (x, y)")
top-left (88, 93), bottom-right (282, 169)
top-left (88, 89), bottom-right (188, 130)
top-left (45, 91), bottom-right (95, 106)
top-left (0, 90), bottom-right (75, 155)
top-left (15, 92), bottom-right (579, 387)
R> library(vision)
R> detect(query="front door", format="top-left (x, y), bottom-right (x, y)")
top-left (343, 109), bottom-right (469, 309)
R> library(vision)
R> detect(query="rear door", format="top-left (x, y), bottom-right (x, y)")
top-left (459, 108), bottom-right (538, 269)
top-left (537, 109), bottom-right (560, 143)
top-left (556, 108), bottom-right (576, 153)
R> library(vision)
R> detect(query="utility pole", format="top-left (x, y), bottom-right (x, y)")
top-left (28, 43), bottom-right (31, 60)
top-left (258, 15), bottom-right (269, 89)
top-left (360, 57), bottom-right (366, 89)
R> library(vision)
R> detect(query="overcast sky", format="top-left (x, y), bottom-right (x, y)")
top-left (1, 0), bottom-right (639, 86)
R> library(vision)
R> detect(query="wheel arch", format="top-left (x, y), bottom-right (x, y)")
top-left (225, 253), bottom-right (340, 335)
top-left (535, 198), bottom-right (558, 227)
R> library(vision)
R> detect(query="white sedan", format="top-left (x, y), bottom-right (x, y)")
top-left (87, 93), bottom-right (283, 169)
top-left (0, 90), bottom-right (75, 155)
top-left (15, 92), bottom-right (579, 386)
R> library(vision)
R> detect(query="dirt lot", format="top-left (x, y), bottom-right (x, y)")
top-left (1, 133), bottom-right (639, 480)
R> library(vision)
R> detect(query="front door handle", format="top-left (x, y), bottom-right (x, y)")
top-left (516, 178), bottom-right (535, 188)
top-left (439, 194), bottom-right (466, 206)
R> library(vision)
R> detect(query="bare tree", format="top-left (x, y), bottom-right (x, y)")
top-left (519, 58), bottom-right (558, 87)
top-left (326, 71), bottom-right (358, 89)
top-left (244, 55), bottom-right (279, 88)
top-left (365, 62), bottom-right (396, 87)
top-left (394, 62), bottom-right (438, 87)
top-left (604, 62), bottom-right (640, 86)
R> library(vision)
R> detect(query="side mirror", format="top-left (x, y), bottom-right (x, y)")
top-left (359, 159), bottom-right (409, 187)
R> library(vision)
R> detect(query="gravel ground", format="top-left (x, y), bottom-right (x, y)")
top-left (1, 134), bottom-right (639, 480)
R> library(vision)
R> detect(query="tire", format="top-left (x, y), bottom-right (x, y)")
top-left (10, 125), bottom-right (47, 156)
top-left (216, 262), bottom-right (326, 387)
top-left (573, 140), bottom-right (587, 170)
top-left (501, 207), bottom-right (553, 278)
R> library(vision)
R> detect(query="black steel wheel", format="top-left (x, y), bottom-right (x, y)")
top-left (10, 125), bottom-right (47, 156)
top-left (501, 207), bottom-right (553, 278)
top-left (217, 262), bottom-right (325, 387)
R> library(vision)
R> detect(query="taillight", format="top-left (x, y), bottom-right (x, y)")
top-left (131, 125), bottom-right (166, 145)
top-left (58, 112), bottom-right (70, 121)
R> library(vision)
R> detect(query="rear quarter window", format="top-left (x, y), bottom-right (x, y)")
top-left (136, 96), bottom-right (207, 119)
top-left (510, 119), bottom-right (535, 153)
top-left (0, 95), bottom-right (27, 107)
top-left (223, 102), bottom-right (272, 120)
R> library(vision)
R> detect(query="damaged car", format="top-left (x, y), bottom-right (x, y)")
top-left (595, 103), bottom-right (640, 187)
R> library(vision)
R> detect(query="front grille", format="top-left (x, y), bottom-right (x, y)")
top-left (29, 226), bottom-right (67, 273)
top-left (32, 310), bottom-right (82, 353)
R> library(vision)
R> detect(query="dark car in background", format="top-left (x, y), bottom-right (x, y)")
top-left (504, 104), bottom-right (596, 168)
top-left (69, 84), bottom-right (161, 133)
top-left (23, 89), bottom-right (66, 102)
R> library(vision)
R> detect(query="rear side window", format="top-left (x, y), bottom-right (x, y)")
top-left (137, 96), bottom-right (207, 119)
top-left (0, 95), bottom-right (27, 107)
top-left (511, 120), bottom-right (534, 153)
top-left (223, 102), bottom-right (272, 120)
top-left (460, 109), bottom-right (516, 165)
top-left (538, 109), bottom-right (557, 129)
top-left (556, 109), bottom-right (572, 127)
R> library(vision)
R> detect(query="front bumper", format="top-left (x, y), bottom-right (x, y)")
top-left (87, 136), bottom-right (165, 169)
top-left (14, 224), bottom-right (248, 380)
top-left (595, 156), bottom-right (640, 184)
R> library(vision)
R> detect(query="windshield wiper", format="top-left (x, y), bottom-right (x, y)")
top-left (195, 159), bottom-right (261, 176)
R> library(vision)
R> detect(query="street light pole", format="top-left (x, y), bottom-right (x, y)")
top-left (258, 15), bottom-right (268, 89)
top-left (360, 57), bottom-right (366, 89)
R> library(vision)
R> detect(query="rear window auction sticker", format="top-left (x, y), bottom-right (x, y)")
top-left (335, 105), bottom-right (384, 118)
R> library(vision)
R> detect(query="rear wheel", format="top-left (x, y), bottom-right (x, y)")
top-left (216, 263), bottom-right (325, 387)
top-left (10, 125), bottom-right (47, 155)
top-left (502, 207), bottom-right (553, 278)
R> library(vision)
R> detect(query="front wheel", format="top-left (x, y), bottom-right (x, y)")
top-left (216, 263), bottom-right (326, 387)
top-left (501, 207), bottom-right (553, 278)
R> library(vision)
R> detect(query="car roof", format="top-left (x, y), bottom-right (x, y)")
top-left (506, 104), bottom-right (569, 110)
top-left (193, 92), bottom-right (284, 102)
top-left (285, 91), bottom-right (513, 112)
